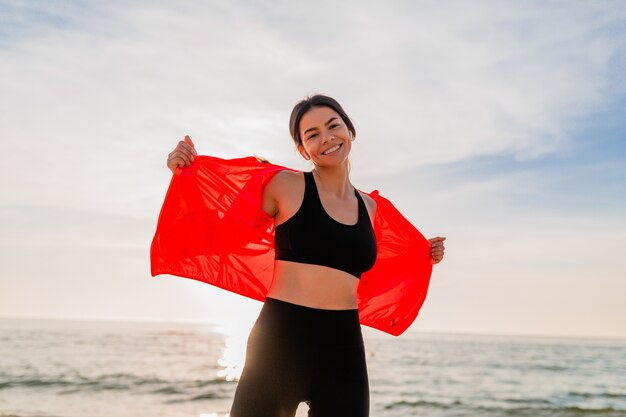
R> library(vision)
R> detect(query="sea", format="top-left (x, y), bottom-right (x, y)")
top-left (1, 318), bottom-right (625, 417)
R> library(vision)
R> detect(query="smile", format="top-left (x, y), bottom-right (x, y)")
top-left (322, 144), bottom-right (342, 155)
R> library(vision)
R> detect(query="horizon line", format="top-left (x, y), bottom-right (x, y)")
top-left (1, 314), bottom-right (624, 342)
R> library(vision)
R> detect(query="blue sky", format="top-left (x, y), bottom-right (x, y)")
top-left (1, 0), bottom-right (625, 339)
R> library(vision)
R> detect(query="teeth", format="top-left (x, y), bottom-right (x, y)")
top-left (323, 144), bottom-right (341, 155)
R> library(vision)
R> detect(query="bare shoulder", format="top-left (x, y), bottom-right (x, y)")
top-left (263, 170), bottom-right (305, 218)
top-left (265, 170), bottom-right (303, 195)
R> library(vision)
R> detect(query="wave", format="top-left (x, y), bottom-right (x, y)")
top-left (384, 399), bottom-right (462, 410)
top-left (0, 373), bottom-right (233, 394)
top-left (473, 405), bottom-right (626, 417)
top-left (383, 400), bottom-right (626, 416)
top-left (164, 391), bottom-right (228, 404)
top-left (566, 391), bottom-right (626, 399)
top-left (495, 405), bottom-right (626, 416)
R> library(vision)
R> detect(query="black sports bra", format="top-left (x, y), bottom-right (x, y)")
top-left (274, 171), bottom-right (377, 279)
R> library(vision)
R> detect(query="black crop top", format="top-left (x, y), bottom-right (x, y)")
top-left (274, 171), bottom-right (377, 279)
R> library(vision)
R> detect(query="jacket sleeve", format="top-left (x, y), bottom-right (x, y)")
top-left (357, 191), bottom-right (433, 336)
top-left (150, 155), bottom-right (291, 301)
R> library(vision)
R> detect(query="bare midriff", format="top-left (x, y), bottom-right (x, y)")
top-left (265, 260), bottom-right (360, 310)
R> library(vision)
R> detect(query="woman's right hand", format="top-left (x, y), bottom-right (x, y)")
top-left (167, 135), bottom-right (197, 173)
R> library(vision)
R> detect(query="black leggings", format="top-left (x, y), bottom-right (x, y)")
top-left (230, 297), bottom-right (369, 417)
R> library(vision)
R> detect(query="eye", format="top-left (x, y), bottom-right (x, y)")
top-left (330, 124), bottom-right (339, 129)
top-left (308, 133), bottom-right (318, 139)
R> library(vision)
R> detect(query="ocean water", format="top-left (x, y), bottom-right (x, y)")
top-left (1, 318), bottom-right (625, 417)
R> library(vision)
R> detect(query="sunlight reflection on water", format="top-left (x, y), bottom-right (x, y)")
top-left (211, 314), bottom-right (310, 416)
top-left (214, 316), bottom-right (256, 382)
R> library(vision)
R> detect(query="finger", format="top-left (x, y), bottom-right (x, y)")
top-left (174, 145), bottom-right (194, 162)
top-left (178, 140), bottom-right (195, 155)
top-left (428, 237), bottom-right (445, 246)
top-left (167, 156), bottom-right (186, 171)
top-left (180, 141), bottom-right (196, 157)
top-left (430, 245), bottom-right (444, 253)
top-left (184, 135), bottom-right (197, 155)
top-left (169, 154), bottom-right (191, 169)
top-left (168, 155), bottom-right (188, 166)
top-left (183, 144), bottom-right (196, 160)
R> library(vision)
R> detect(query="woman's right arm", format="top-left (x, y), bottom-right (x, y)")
top-left (262, 170), bottom-right (301, 220)
top-left (167, 136), bottom-right (197, 174)
top-left (262, 170), bottom-right (286, 219)
top-left (165, 137), bottom-right (295, 221)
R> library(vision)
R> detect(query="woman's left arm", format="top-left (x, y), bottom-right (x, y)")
top-left (428, 237), bottom-right (446, 265)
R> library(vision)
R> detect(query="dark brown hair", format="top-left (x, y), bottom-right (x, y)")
top-left (288, 94), bottom-right (356, 147)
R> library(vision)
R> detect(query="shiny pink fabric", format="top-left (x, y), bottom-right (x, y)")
top-left (150, 155), bottom-right (433, 336)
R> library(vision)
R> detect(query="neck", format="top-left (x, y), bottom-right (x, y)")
top-left (312, 161), bottom-right (352, 198)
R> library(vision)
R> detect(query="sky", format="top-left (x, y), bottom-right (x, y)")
top-left (1, 0), bottom-right (625, 340)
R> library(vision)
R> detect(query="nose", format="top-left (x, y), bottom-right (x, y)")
top-left (322, 132), bottom-right (335, 143)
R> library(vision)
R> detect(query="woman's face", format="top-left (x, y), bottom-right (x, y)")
top-left (298, 106), bottom-right (353, 166)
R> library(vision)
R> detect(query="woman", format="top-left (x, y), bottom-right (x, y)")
top-left (163, 95), bottom-right (446, 417)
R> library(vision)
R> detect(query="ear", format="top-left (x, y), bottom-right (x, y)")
top-left (349, 131), bottom-right (355, 141)
top-left (297, 144), bottom-right (311, 161)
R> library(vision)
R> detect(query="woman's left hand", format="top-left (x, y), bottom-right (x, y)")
top-left (428, 237), bottom-right (446, 265)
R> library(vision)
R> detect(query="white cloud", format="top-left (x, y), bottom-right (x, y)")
top-left (1, 1), bottom-right (625, 337)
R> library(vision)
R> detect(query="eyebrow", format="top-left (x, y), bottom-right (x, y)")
top-left (303, 117), bottom-right (339, 136)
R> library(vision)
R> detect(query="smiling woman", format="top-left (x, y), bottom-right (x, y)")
top-left (152, 94), bottom-right (446, 417)
top-left (289, 95), bottom-right (356, 146)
